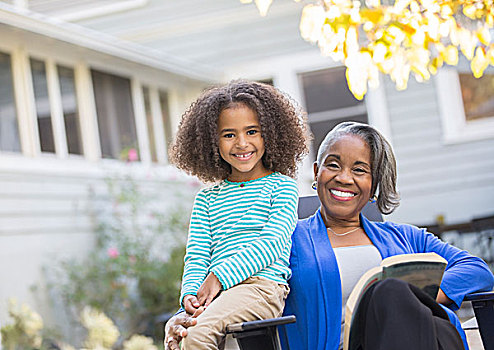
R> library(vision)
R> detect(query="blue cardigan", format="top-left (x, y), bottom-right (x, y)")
top-left (280, 210), bottom-right (494, 350)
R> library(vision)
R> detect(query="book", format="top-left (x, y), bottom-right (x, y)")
top-left (343, 252), bottom-right (448, 350)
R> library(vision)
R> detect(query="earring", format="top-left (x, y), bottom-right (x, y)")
top-left (369, 195), bottom-right (377, 203)
top-left (311, 181), bottom-right (317, 190)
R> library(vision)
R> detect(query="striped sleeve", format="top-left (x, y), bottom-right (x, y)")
top-left (210, 179), bottom-right (298, 289)
top-left (179, 189), bottom-right (212, 306)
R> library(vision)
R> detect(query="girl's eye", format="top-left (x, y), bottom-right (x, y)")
top-left (223, 133), bottom-right (235, 138)
top-left (246, 129), bottom-right (258, 135)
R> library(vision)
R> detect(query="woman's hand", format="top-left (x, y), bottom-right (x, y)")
top-left (197, 272), bottom-right (222, 308)
top-left (164, 312), bottom-right (197, 350)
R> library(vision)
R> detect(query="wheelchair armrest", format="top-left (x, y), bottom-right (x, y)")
top-left (226, 316), bottom-right (296, 350)
top-left (226, 315), bottom-right (296, 333)
top-left (463, 290), bottom-right (494, 350)
top-left (464, 290), bottom-right (494, 302)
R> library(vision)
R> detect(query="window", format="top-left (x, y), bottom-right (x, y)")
top-left (0, 51), bottom-right (21, 152)
top-left (436, 66), bottom-right (494, 143)
top-left (91, 70), bottom-right (138, 160)
top-left (58, 65), bottom-right (83, 155)
top-left (142, 86), bottom-right (157, 162)
top-left (258, 78), bottom-right (274, 86)
top-left (31, 58), bottom-right (55, 153)
top-left (300, 67), bottom-right (368, 154)
top-left (458, 72), bottom-right (494, 122)
top-left (159, 90), bottom-right (172, 151)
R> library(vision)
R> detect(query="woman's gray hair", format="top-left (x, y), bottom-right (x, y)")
top-left (316, 121), bottom-right (400, 214)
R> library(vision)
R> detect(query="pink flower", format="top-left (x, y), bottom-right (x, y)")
top-left (108, 247), bottom-right (119, 259)
top-left (187, 179), bottom-right (201, 188)
top-left (128, 148), bottom-right (138, 162)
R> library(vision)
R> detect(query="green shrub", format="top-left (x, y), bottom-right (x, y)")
top-left (46, 174), bottom-right (198, 344)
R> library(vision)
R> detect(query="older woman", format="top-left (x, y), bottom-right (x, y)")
top-left (280, 121), bottom-right (493, 350)
top-left (165, 122), bottom-right (494, 350)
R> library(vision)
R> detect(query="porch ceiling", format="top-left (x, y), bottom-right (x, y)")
top-left (24, 0), bottom-right (317, 73)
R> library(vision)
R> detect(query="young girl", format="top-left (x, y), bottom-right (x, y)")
top-left (169, 80), bottom-right (309, 349)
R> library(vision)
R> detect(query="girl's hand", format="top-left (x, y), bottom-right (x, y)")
top-left (183, 295), bottom-right (201, 315)
top-left (197, 272), bottom-right (222, 308)
top-left (164, 312), bottom-right (197, 350)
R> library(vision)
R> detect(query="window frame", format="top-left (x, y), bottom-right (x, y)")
top-left (27, 54), bottom-right (84, 159)
top-left (90, 69), bottom-right (174, 164)
top-left (0, 48), bottom-right (22, 154)
top-left (0, 28), bottom-right (190, 177)
top-left (0, 46), bottom-right (173, 165)
top-left (297, 66), bottom-right (392, 155)
top-left (128, 81), bottom-right (172, 165)
top-left (436, 67), bottom-right (494, 144)
top-left (43, 57), bottom-right (68, 157)
top-left (298, 67), bottom-right (367, 155)
top-left (151, 87), bottom-right (170, 164)
top-left (57, 63), bottom-right (84, 156)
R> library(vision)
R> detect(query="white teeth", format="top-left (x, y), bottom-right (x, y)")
top-left (235, 152), bottom-right (252, 158)
top-left (331, 189), bottom-right (355, 197)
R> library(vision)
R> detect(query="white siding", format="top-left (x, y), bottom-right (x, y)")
top-left (0, 169), bottom-right (97, 327)
top-left (384, 77), bottom-right (494, 226)
top-left (0, 163), bottom-right (197, 328)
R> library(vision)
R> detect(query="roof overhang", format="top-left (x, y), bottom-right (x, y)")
top-left (0, 2), bottom-right (221, 83)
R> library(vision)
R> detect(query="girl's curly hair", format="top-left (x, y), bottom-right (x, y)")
top-left (169, 80), bottom-right (310, 183)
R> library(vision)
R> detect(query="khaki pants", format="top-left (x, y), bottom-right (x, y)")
top-left (181, 276), bottom-right (289, 350)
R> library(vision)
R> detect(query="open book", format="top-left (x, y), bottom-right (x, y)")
top-left (343, 252), bottom-right (448, 350)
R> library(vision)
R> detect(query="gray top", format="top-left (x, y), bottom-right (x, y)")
top-left (334, 244), bottom-right (382, 349)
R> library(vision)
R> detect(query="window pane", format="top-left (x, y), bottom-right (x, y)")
top-left (300, 67), bottom-right (368, 155)
top-left (301, 67), bottom-right (362, 113)
top-left (31, 59), bottom-right (55, 153)
top-left (459, 72), bottom-right (494, 121)
top-left (58, 65), bottom-right (83, 155)
top-left (91, 70), bottom-right (138, 160)
top-left (258, 78), bottom-right (274, 85)
top-left (143, 86), bottom-right (157, 162)
top-left (310, 114), bottom-right (368, 154)
top-left (0, 51), bottom-right (21, 152)
top-left (159, 90), bottom-right (172, 151)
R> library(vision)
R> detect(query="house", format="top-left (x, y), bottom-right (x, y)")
top-left (0, 1), bottom-right (211, 329)
top-left (1, 0), bottom-right (493, 330)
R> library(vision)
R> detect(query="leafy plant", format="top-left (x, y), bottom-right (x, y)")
top-left (1, 299), bottom-right (44, 350)
top-left (46, 173), bottom-right (199, 345)
top-left (1, 301), bottom-right (158, 350)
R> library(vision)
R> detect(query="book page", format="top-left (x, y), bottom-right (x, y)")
top-left (381, 252), bottom-right (447, 267)
top-left (382, 253), bottom-right (447, 299)
top-left (343, 253), bottom-right (447, 350)
top-left (382, 261), bottom-right (446, 299)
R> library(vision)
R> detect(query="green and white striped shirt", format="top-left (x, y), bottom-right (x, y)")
top-left (180, 172), bottom-right (298, 305)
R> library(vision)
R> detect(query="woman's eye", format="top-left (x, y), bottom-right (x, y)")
top-left (354, 168), bottom-right (367, 174)
top-left (326, 163), bottom-right (339, 169)
top-left (247, 130), bottom-right (258, 135)
top-left (223, 133), bottom-right (234, 138)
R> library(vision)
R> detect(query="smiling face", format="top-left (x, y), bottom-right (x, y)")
top-left (217, 103), bottom-right (270, 182)
top-left (314, 134), bottom-right (373, 225)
